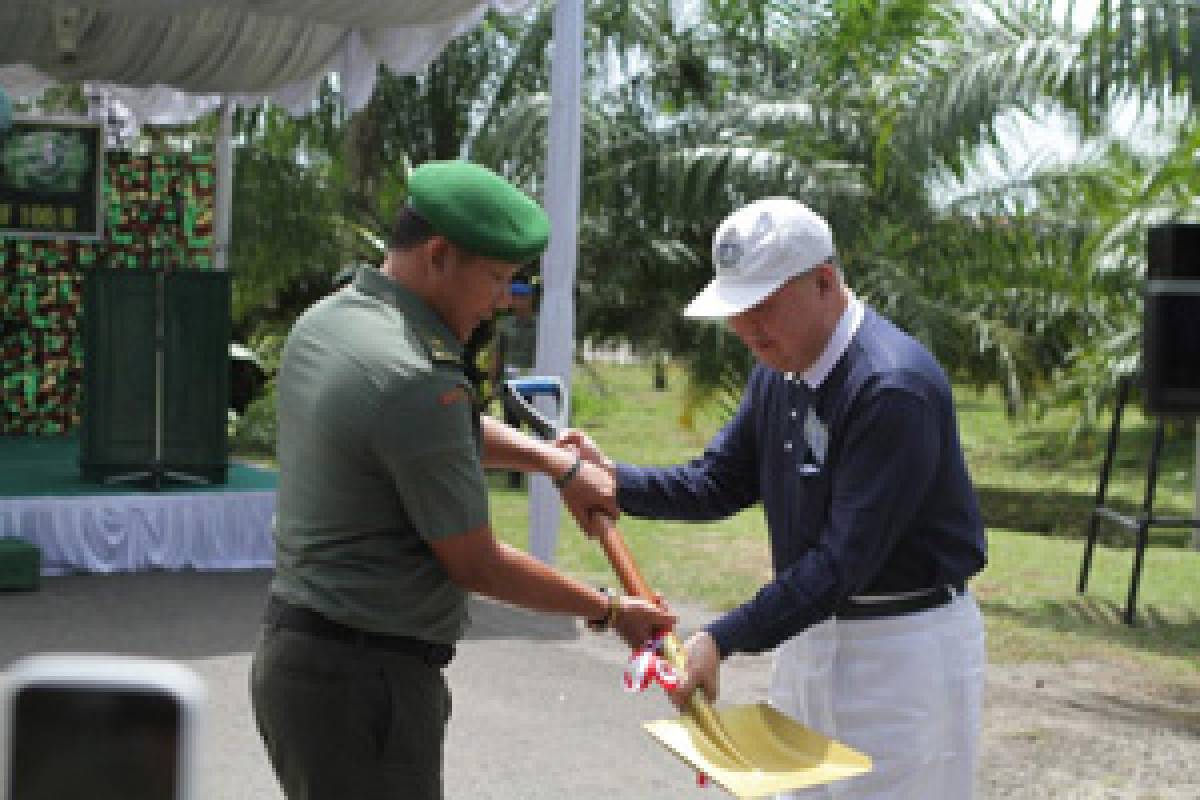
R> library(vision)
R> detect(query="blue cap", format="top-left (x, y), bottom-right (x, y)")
top-left (510, 281), bottom-right (533, 296)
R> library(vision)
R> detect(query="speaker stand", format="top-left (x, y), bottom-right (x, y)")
top-left (1077, 373), bottom-right (1200, 624)
top-left (102, 267), bottom-right (211, 492)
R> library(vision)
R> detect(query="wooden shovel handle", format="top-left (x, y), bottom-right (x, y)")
top-left (592, 513), bottom-right (656, 602)
top-left (592, 515), bottom-right (753, 763)
top-left (592, 513), bottom-right (682, 663)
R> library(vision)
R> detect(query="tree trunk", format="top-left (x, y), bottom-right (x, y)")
top-left (653, 354), bottom-right (668, 391)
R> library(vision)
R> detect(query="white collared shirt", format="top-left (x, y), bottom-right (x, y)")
top-left (784, 291), bottom-right (864, 391)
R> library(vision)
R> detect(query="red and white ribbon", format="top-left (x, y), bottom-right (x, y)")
top-left (623, 632), bottom-right (710, 789)
top-left (623, 632), bottom-right (680, 693)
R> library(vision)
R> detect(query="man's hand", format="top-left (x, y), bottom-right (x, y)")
top-left (671, 631), bottom-right (721, 711)
top-left (556, 429), bottom-right (612, 471)
top-left (554, 429), bottom-right (619, 535)
top-left (611, 595), bottom-right (676, 650)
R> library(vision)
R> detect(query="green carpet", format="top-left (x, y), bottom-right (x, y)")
top-left (0, 435), bottom-right (276, 497)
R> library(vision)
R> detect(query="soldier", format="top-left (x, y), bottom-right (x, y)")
top-left (251, 161), bottom-right (674, 800)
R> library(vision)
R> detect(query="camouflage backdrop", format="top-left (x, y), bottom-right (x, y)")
top-left (0, 148), bottom-right (215, 435)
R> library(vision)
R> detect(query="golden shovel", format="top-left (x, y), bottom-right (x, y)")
top-left (592, 514), bottom-right (872, 799)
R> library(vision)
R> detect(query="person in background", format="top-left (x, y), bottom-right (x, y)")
top-left (251, 160), bottom-right (675, 800)
top-left (560, 196), bottom-right (987, 799)
top-left (491, 279), bottom-right (539, 487)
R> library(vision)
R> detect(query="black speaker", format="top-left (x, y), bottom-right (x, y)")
top-left (1147, 223), bottom-right (1200, 278)
top-left (81, 268), bottom-right (231, 484)
top-left (1143, 223), bottom-right (1200, 415)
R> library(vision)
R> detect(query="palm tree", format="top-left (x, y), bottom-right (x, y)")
top-left (927, 0), bottom-right (1199, 421)
top-left (229, 0), bottom-right (1199, 425)
top-left (228, 8), bottom-right (555, 335)
top-left (547, 0), bottom-right (1200, 419)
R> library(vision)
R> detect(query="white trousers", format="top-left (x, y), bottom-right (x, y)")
top-left (769, 591), bottom-right (986, 800)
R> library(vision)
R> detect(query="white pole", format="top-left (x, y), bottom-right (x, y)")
top-left (528, 0), bottom-right (583, 564)
top-left (213, 100), bottom-right (233, 271)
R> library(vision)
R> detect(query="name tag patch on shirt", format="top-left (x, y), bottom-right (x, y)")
top-left (803, 407), bottom-right (828, 466)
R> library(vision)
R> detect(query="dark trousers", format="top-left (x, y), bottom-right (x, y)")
top-left (251, 625), bottom-right (452, 800)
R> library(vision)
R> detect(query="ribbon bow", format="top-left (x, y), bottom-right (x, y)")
top-left (623, 631), bottom-right (680, 693)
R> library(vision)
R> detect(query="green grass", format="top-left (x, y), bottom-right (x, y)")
top-left (487, 362), bottom-right (1200, 684)
top-left (955, 387), bottom-right (1199, 545)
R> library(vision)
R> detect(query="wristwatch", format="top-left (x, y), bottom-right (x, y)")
top-left (586, 587), bottom-right (619, 633)
top-left (553, 454), bottom-right (583, 489)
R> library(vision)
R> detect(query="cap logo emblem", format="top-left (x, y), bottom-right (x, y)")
top-left (751, 211), bottom-right (773, 240)
top-left (716, 236), bottom-right (743, 274)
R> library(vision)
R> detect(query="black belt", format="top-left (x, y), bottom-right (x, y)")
top-left (265, 596), bottom-right (455, 667)
top-left (835, 583), bottom-right (964, 621)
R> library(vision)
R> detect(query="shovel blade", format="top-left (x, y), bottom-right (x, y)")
top-left (643, 702), bottom-right (871, 799)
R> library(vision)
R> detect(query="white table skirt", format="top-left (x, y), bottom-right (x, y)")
top-left (0, 491), bottom-right (275, 575)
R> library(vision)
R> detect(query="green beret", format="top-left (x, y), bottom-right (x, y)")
top-left (408, 161), bottom-right (550, 264)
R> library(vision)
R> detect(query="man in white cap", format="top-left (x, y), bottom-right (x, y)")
top-left (560, 197), bottom-right (988, 798)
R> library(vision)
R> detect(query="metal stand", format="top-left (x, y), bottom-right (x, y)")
top-left (1077, 374), bottom-right (1200, 624)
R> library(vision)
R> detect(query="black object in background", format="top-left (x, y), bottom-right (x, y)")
top-left (1143, 223), bottom-right (1200, 415)
top-left (1146, 222), bottom-right (1200, 279)
top-left (8, 686), bottom-right (180, 800)
top-left (80, 267), bottom-right (231, 486)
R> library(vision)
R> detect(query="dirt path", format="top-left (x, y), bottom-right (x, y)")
top-left (981, 661), bottom-right (1200, 799)
top-left (701, 616), bottom-right (1200, 799)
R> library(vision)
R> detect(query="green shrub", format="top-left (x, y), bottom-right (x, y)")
top-left (569, 373), bottom-right (619, 426)
top-left (228, 379), bottom-right (278, 456)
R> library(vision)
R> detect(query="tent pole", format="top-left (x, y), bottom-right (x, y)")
top-left (528, 0), bottom-right (583, 564)
top-left (213, 99), bottom-right (233, 271)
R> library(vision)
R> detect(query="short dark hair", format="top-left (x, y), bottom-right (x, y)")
top-left (388, 207), bottom-right (436, 251)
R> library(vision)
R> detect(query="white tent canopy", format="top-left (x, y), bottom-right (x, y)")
top-left (0, 0), bottom-right (581, 563)
top-left (0, 0), bottom-right (536, 120)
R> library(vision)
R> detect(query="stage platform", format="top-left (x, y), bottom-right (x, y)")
top-left (0, 436), bottom-right (276, 576)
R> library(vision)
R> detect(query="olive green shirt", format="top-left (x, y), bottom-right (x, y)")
top-left (269, 266), bottom-right (488, 644)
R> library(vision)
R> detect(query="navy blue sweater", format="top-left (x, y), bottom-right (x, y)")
top-left (616, 307), bottom-right (986, 657)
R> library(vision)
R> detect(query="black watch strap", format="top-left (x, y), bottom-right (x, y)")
top-left (553, 454), bottom-right (583, 489)
top-left (586, 587), bottom-right (614, 632)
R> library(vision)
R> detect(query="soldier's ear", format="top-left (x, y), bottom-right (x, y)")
top-left (426, 236), bottom-right (453, 274)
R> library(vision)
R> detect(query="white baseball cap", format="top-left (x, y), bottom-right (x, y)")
top-left (683, 197), bottom-right (835, 319)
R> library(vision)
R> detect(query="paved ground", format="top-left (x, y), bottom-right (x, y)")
top-left (0, 571), bottom-right (763, 799)
top-left (2, 571), bottom-right (1197, 798)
